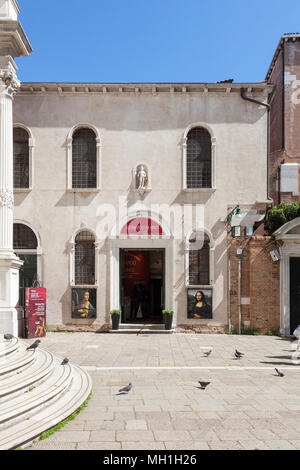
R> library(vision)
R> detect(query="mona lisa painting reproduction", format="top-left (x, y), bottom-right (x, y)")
top-left (187, 289), bottom-right (212, 319)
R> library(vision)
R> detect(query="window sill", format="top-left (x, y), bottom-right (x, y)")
top-left (186, 285), bottom-right (213, 289)
top-left (183, 188), bottom-right (216, 193)
top-left (70, 284), bottom-right (98, 288)
top-left (67, 188), bottom-right (100, 193)
top-left (14, 188), bottom-right (32, 193)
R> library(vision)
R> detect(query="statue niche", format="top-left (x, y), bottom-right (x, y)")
top-left (135, 164), bottom-right (149, 196)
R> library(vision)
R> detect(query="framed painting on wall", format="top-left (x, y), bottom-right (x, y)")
top-left (187, 288), bottom-right (212, 319)
top-left (72, 288), bottom-right (97, 319)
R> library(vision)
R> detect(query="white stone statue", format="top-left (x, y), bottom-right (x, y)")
top-left (136, 165), bottom-right (148, 190)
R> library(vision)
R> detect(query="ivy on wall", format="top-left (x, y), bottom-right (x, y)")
top-left (265, 202), bottom-right (300, 235)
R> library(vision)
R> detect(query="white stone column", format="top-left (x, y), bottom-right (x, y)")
top-left (0, 0), bottom-right (32, 335)
top-left (0, 58), bottom-right (23, 336)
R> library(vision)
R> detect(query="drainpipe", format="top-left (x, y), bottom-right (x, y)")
top-left (278, 165), bottom-right (281, 205)
top-left (228, 251), bottom-right (231, 333)
top-left (240, 87), bottom-right (274, 205)
top-left (237, 249), bottom-right (243, 334)
top-left (282, 41), bottom-right (285, 152)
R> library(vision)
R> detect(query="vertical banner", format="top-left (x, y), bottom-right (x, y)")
top-left (25, 288), bottom-right (46, 339)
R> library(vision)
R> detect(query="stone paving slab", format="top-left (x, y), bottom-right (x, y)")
top-left (25, 333), bottom-right (300, 451)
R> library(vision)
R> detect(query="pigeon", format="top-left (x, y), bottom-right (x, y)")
top-left (61, 358), bottom-right (69, 366)
top-left (4, 334), bottom-right (14, 341)
top-left (234, 351), bottom-right (244, 359)
top-left (275, 368), bottom-right (285, 377)
top-left (26, 339), bottom-right (41, 351)
top-left (118, 383), bottom-right (132, 393)
top-left (199, 381), bottom-right (210, 390)
top-left (235, 349), bottom-right (244, 356)
top-left (204, 350), bottom-right (213, 357)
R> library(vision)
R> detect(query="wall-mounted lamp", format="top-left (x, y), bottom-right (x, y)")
top-left (231, 206), bottom-right (243, 238)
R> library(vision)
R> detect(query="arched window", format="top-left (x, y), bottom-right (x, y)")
top-left (13, 223), bottom-right (38, 288)
top-left (75, 230), bottom-right (95, 285)
top-left (72, 128), bottom-right (97, 189)
top-left (186, 127), bottom-right (212, 189)
top-left (13, 127), bottom-right (30, 189)
top-left (188, 232), bottom-right (210, 286)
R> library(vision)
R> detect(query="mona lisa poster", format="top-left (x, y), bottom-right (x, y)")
top-left (72, 288), bottom-right (97, 319)
top-left (187, 289), bottom-right (212, 319)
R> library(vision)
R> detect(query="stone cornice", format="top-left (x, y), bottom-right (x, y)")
top-left (0, 20), bottom-right (32, 57)
top-left (11, 0), bottom-right (20, 15)
top-left (18, 82), bottom-right (274, 97)
top-left (266, 34), bottom-right (300, 81)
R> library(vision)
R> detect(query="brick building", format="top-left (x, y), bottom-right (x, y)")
top-left (267, 33), bottom-right (300, 204)
top-left (229, 34), bottom-right (300, 337)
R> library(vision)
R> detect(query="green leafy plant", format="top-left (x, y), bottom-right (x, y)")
top-left (110, 310), bottom-right (121, 315)
top-left (228, 325), bottom-right (236, 335)
top-left (38, 391), bottom-right (92, 441)
top-left (265, 202), bottom-right (300, 235)
top-left (241, 328), bottom-right (259, 336)
top-left (162, 310), bottom-right (174, 315)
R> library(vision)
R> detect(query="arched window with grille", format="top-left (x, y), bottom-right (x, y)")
top-left (74, 230), bottom-right (96, 285)
top-left (72, 128), bottom-right (97, 189)
top-left (13, 223), bottom-right (39, 288)
top-left (188, 232), bottom-right (211, 286)
top-left (186, 127), bottom-right (212, 189)
top-left (13, 127), bottom-right (30, 189)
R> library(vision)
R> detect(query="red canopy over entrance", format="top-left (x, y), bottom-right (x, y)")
top-left (121, 218), bottom-right (163, 236)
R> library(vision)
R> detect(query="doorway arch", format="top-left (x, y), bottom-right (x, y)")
top-left (275, 217), bottom-right (300, 335)
top-left (109, 211), bottom-right (174, 325)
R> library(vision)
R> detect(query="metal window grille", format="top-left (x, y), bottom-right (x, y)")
top-left (13, 128), bottom-right (29, 189)
top-left (75, 231), bottom-right (95, 285)
top-left (188, 233), bottom-right (210, 285)
top-left (72, 128), bottom-right (97, 188)
top-left (186, 127), bottom-right (212, 188)
top-left (13, 224), bottom-right (38, 249)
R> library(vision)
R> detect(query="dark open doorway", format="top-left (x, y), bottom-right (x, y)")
top-left (290, 257), bottom-right (300, 334)
top-left (120, 249), bottom-right (165, 323)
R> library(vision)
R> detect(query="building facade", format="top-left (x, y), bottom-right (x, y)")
top-left (12, 82), bottom-right (272, 331)
top-left (3, 0), bottom-right (290, 336)
top-left (266, 34), bottom-right (300, 336)
top-left (267, 33), bottom-right (300, 204)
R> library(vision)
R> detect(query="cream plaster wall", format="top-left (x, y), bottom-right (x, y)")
top-left (12, 88), bottom-right (270, 328)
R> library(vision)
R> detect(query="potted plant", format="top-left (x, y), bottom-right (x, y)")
top-left (162, 310), bottom-right (174, 330)
top-left (110, 310), bottom-right (121, 330)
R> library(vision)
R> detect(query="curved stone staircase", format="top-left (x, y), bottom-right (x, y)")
top-left (0, 337), bottom-right (92, 450)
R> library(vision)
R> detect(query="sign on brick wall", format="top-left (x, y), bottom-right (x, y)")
top-left (281, 163), bottom-right (299, 195)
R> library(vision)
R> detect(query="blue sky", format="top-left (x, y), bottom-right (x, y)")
top-left (16, 0), bottom-right (300, 83)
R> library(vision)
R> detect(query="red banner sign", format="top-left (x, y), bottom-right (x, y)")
top-left (25, 288), bottom-right (46, 339)
top-left (121, 218), bottom-right (163, 236)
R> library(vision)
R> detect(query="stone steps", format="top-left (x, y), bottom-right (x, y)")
top-left (0, 338), bottom-right (19, 358)
top-left (0, 338), bottom-right (92, 450)
top-left (0, 343), bottom-right (35, 376)
top-left (110, 323), bottom-right (175, 334)
top-left (0, 348), bottom-right (55, 398)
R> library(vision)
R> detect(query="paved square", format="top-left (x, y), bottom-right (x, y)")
top-left (26, 333), bottom-right (300, 450)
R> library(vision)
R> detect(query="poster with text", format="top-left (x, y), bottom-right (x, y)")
top-left (25, 288), bottom-right (46, 339)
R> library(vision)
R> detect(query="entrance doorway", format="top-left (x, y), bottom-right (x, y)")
top-left (120, 249), bottom-right (165, 323)
top-left (290, 258), bottom-right (300, 334)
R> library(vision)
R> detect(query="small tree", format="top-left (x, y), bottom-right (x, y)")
top-left (265, 202), bottom-right (300, 235)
